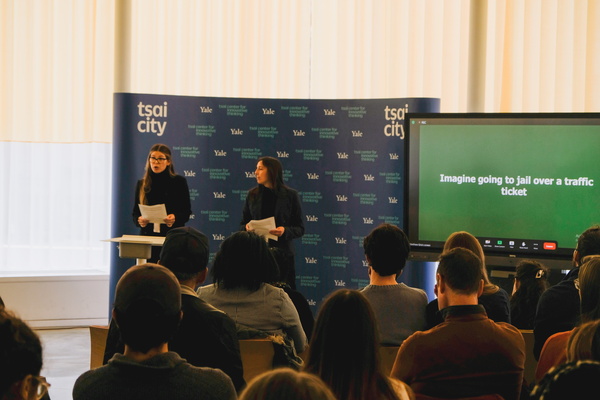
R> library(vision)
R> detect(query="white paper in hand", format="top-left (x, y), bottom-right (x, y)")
top-left (248, 217), bottom-right (278, 241)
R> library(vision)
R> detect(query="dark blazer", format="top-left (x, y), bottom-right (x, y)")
top-left (240, 185), bottom-right (305, 254)
top-left (103, 292), bottom-right (245, 392)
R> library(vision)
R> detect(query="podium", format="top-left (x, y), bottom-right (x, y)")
top-left (105, 235), bottom-right (165, 265)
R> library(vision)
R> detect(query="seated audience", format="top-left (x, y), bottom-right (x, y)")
top-left (567, 319), bottom-right (600, 362)
top-left (510, 259), bottom-right (549, 329)
top-left (534, 225), bottom-right (600, 359)
top-left (425, 231), bottom-right (510, 329)
top-left (73, 264), bottom-right (236, 400)
top-left (197, 231), bottom-right (307, 355)
top-left (269, 247), bottom-right (314, 341)
top-left (103, 227), bottom-right (245, 391)
top-left (304, 289), bottom-right (414, 400)
top-left (530, 360), bottom-right (600, 400)
top-left (535, 256), bottom-right (600, 381)
top-left (360, 223), bottom-right (428, 346)
top-left (0, 308), bottom-right (50, 400)
top-left (239, 368), bottom-right (336, 400)
top-left (391, 248), bottom-right (525, 400)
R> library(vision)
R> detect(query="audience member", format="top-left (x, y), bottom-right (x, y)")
top-left (534, 225), bottom-right (600, 359)
top-left (0, 308), bottom-right (50, 400)
top-left (510, 259), bottom-right (550, 329)
top-left (73, 264), bottom-right (236, 400)
top-left (269, 247), bottom-right (314, 341)
top-left (239, 368), bottom-right (336, 400)
top-left (103, 227), bottom-right (245, 392)
top-left (197, 231), bottom-right (307, 355)
top-left (360, 223), bottom-right (428, 346)
top-left (535, 256), bottom-right (600, 381)
top-left (530, 360), bottom-right (600, 400)
top-left (305, 289), bottom-right (414, 400)
top-left (391, 248), bottom-right (525, 400)
top-left (425, 231), bottom-right (511, 329)
top-left (567, 319), bottom-right (600, 362)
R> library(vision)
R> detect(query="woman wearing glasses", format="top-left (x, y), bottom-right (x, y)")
top-left (132, 143), bottom-right (192, 261)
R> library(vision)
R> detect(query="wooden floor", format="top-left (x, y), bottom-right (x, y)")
top-left (36, 327), bottom-right (90, 400)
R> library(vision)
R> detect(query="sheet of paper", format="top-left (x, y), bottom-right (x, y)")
top-left (139, 204), bottom-right (167, 233)
top-left (248, 217), bottom-right (278, 241)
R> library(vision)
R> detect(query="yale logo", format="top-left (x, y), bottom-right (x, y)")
top-left (337, 152), bottom-right (349, 159)
top-left (213, 192), bottom-right (226, 199)
top-left (231, 128), bottom-right (243, 135)
top-left (214, 150), bottom-right (227, 156)
top-left (336, 195), bottom-right (348, 202)
top-left (334, 280), bottom-right (346, 287)
top-left (200, 106), bottom-right (213, 113)
top-left (335, 237), bottom-right (347, 245)
top-left (388, 197), bottom-right (399, 204)
top-left (184, 170), bottom-right (196, 177)
top-left (306, 215), bottom-right (318, 222)
top-left (305, 257), bottom-right (318, 264)
top-left (364, 174), bottom-right (375, 181)
top-left (293, 130), bottom-right (306, 136)
top-left (324, 109), bottom-right (336, 116)
top-left (389, 153), bottom-right (400, 160)
top-left (276, 151), bottom-right (289, 158)
top-left (352, 130), bottom-right (363, 137)
top-left (189, 214), bottom-right (195, 220)
top-left (263, 108), bottom-right (275, 115)
top-left (362, 260), bottom-right (369, 267)
top-left (212, 233), bottom-right (225, 241)
top-left (363, 217), bottom-right (374, 224)
top-left (307, 299), bottom-right (317, 306)
top-left (307, 173), bottom-right (319, 180)
top-left (245, 172), bottom-right (255, 178)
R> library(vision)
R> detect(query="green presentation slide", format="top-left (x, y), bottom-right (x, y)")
top-left (418, 124), bottom-right (600, 248)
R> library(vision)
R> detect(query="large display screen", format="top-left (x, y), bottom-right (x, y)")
top-left (405, 113), bottom-right (600, 268)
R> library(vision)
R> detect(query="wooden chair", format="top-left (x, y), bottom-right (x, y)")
top-left (89, 325), bottom-right (109, 369)
top-left (379, 345), bottom-right (400, 375)
top-left (520, 329), bottom-right (537, 387)
top-left (239, 339), bottom-right (275, 383)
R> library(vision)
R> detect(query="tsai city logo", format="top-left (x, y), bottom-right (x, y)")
top-left (384, 104), bottom-right (409, 138)
top-left (137, 101), bottom-right (168, 136)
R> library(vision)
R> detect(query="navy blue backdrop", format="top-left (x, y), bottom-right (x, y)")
top-left (110, 94), bottom-right (440, 314)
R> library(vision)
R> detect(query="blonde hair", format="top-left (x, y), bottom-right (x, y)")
top-left (443, 231), bottom-right (499, 295)
top-left (240, 368), bottom-right (336, 400)
top-left (567, 319), bottom-right (600, 362)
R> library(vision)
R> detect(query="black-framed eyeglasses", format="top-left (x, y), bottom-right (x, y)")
top-left (28, 375), bottom-right (51, 400)
top-left (149, 156), bottom-right (168, 163)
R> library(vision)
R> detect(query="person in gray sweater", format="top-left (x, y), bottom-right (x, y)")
top-left (360, 223), bottom-right (428, 346)
top-left (73, 264), bottom-right (236, 400)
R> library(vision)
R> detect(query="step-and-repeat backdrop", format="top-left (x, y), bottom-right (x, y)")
top-left (110, 93), bottom-right (440, 313)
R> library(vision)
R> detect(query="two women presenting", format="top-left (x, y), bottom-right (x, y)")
top-left (132, 143), bottom-right (192, 262)
top-left (241, 156), bottom-right (305, 288)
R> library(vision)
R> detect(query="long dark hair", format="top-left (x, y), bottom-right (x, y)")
top-left (211, 231), bottom-right (280, 291)
top-left (510, 260), bottom-right (549, 328)
top-left (250, 156), bottom-right (287, 197)
top-left (139, 143), bottom-right (176, 205)
top-left (304, 289), bottom-right (400, 400)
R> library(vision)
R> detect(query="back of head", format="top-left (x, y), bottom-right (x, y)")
top-left (530, 360), bottom-right (600, 400)
top-left (211, 231), bottom-right (279, 291)
top-left (437, 247), bottom-right (484, 295)
top-left (513, 259), bottom-right (549, 297)
top-left (159, 226), bottom-right (210, 281)
top-left (270, 247), bottom-right (292, 284)
top-left (567, 319), bottom-right (600, 362)
top-left (577, 256), bottom-right (600, 322)
top-left (306, 289), bottom-right (394, 400)
top-left (363, 223), bottom-right (410, 277)
top-left (113, 264), bottom-right (182, 353)
top-left (0, 308), bottom-right (43, 398)
top-left (240, 368), bottom-right (336, 400)
top-left (576, 225), bottom-right (600, 264)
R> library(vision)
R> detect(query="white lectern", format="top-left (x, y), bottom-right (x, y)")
top-left (105, 235), bottom-right (165, 265)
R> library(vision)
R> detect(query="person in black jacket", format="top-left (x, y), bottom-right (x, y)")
top-left (241, 156), bottom-right (304, 289)
top-left (132, 143), bottom-right (192, 262)
top-left (103, 227), bottom-right (245, 392)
